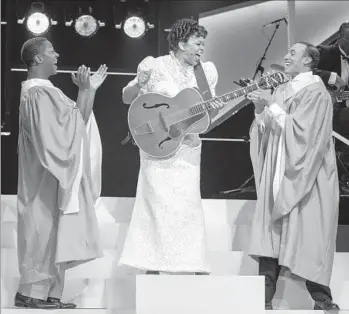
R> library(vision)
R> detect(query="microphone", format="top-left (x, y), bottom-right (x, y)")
top-left (263, 17), bottom-right (288, 27)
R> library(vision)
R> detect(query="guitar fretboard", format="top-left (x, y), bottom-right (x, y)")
top-left (190, 83), bottom-right (260, 115)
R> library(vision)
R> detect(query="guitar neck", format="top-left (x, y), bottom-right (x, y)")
top-left (190, 83), bottom-right (260, 115)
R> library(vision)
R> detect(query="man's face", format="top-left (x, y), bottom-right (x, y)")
top-left (284, 43), bottom-right (311, 75)
top-left (338, 28), bottom-right (349, 55)
top-left (36, 40), bottom-right (59, 76)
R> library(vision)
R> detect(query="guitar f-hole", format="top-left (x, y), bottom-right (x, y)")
top-left (158, 136), bottom-right (172, 149)
top-left (143, 103), bottom-right (170, 109)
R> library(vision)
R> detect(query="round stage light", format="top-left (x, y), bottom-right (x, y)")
top-left (26, 12), bottom-right (50, 35)
top-left (74, 14), bottom-right (98, 37)
top-left (123, 16), bottom-right (146, 38)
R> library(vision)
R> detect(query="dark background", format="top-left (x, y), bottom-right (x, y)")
top-left (2, 0), bottom-right (349, 223)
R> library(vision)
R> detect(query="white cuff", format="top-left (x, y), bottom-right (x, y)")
top-left (268, 103), bottom-right (286, 129)
top-left (328, 72), bottom-right (337, 86)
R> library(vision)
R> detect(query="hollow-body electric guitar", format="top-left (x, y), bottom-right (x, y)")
top-left (128, 72), bottom-right (287, 158)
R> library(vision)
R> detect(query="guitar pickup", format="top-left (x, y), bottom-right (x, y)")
top-left (133, 122), bottom-right (155, 136)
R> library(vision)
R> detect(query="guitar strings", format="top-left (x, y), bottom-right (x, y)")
top-left (152, 73), bottom-right (288, 128)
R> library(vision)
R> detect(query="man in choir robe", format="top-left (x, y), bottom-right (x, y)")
top-left (15, 37), bottom-right (107, 309)
top-left (247, 42), bottom-right (339, 310)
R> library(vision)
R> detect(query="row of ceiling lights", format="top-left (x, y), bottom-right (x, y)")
top-left (18, 2), bottom-right (154, 39)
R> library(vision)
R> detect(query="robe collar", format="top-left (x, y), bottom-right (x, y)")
top-left (283, 71), bottom-right (322, 101)
top-left (20, 78), bottom-right (55, 101)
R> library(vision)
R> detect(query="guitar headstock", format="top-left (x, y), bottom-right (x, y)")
top-left (238, 78), bottom-right (253, 87)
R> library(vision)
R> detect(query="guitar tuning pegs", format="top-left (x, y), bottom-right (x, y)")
top-left (239, 78), bottom-right (248, 87)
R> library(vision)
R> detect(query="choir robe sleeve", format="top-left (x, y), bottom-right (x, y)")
top-left (272, 84), bottom-right (334, 220)
top-left (249, 108), bottom-right (273, 195)
top-left (21, 86), bottom-right (87, 214)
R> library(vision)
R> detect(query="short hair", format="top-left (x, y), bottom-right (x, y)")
top-left (297, 41), bottom-right (320, 69)
top-left (167, 18), bottom-right (208, 52)
top-left (20, 37), bottom-right (48, 68)
top-left (339, 22), bottom-right (349, 36)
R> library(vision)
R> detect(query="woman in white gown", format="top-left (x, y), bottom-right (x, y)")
top-left (119, 18), bottom-right (221, 274)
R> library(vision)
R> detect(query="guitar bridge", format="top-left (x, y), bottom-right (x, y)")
top-left (133, 122), bottom-right (155, 136)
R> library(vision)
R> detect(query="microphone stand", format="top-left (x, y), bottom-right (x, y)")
top-left (252, 22), bottom-right (281, 80)
top-left (218, 21), bottom-right (281, 199)
top-left (218, 22), bottom-right (282, 198)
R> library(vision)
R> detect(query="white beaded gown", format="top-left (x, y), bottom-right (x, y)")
top-left (119, 52), bottom-right (218, 272)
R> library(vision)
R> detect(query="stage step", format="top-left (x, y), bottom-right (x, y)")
top-left (0, 248), bottom-right (258, 278)
top-left (4, 248), bottom-right (349, 280)
top-left (2, 275), bottom-right (349, 310)
top-left (136, 275), bottom-right (264, 314)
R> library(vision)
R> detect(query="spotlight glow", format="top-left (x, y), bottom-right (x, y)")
top-left (26, 12), bottom-right (50, 35)
top-left (123, 16), bottom-right (146, 38)
top-left (74, 15), bottom-right (98, 37)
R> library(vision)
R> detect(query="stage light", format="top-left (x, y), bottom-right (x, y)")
top-left (65, 7), bottom-right (105, 38)
top-left (17, 2), bottom-right (57, 36)
top-left (114, 13), bottom-right (154, 39)
top-left (123, 15), bottom-right (147, 38)
top-left (26, 12), bottom-right (50, 35)
top-left (74, 14), bottom-right (99, 37)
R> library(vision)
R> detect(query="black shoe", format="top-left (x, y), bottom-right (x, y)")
top-left (14, 293), bottom-right (59, 309)
top-left (314, 299), bottom-right (340, 311)
top-left (46, 297), bottom-right (77, 309)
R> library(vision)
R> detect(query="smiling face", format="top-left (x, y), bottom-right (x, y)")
top-left (35, 40), bottom-right (59, 77)
top-left (179, 34), bottom-right (205, 66)
top-left (284, 43), bottom-right (312, 75)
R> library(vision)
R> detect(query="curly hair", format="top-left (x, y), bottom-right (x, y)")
top-left (167, 18), bottom-right (208, 52)
top-left (21, 37), bottom-right (48, 68)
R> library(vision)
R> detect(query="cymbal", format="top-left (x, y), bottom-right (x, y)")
top-left (270, 63), bottom-right (285, 72)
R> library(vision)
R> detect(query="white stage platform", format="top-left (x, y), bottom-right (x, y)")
top-left (1, 195), bottom-right (349, 312)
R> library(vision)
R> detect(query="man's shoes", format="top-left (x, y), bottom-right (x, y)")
top-left (314, 299), bottom-right (340, 311)
top-left (14, 293), bottom-right (59, 309)
top-left (265, 301), bottom-right (273, 310)
top-left (46, 297), bottom-right (77, 309)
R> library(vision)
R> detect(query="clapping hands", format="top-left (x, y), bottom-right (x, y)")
top-left (71, 65), bottom-right (90, 90)
top-left (71, 64), bottom-right (108, 91)
top-left (90, 64), bottom-right (108, 90)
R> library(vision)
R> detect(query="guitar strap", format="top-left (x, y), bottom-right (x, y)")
top-left (194, 62), bottom-right (221, 133)
top-left (194, 62), bottom-right (213, 101)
